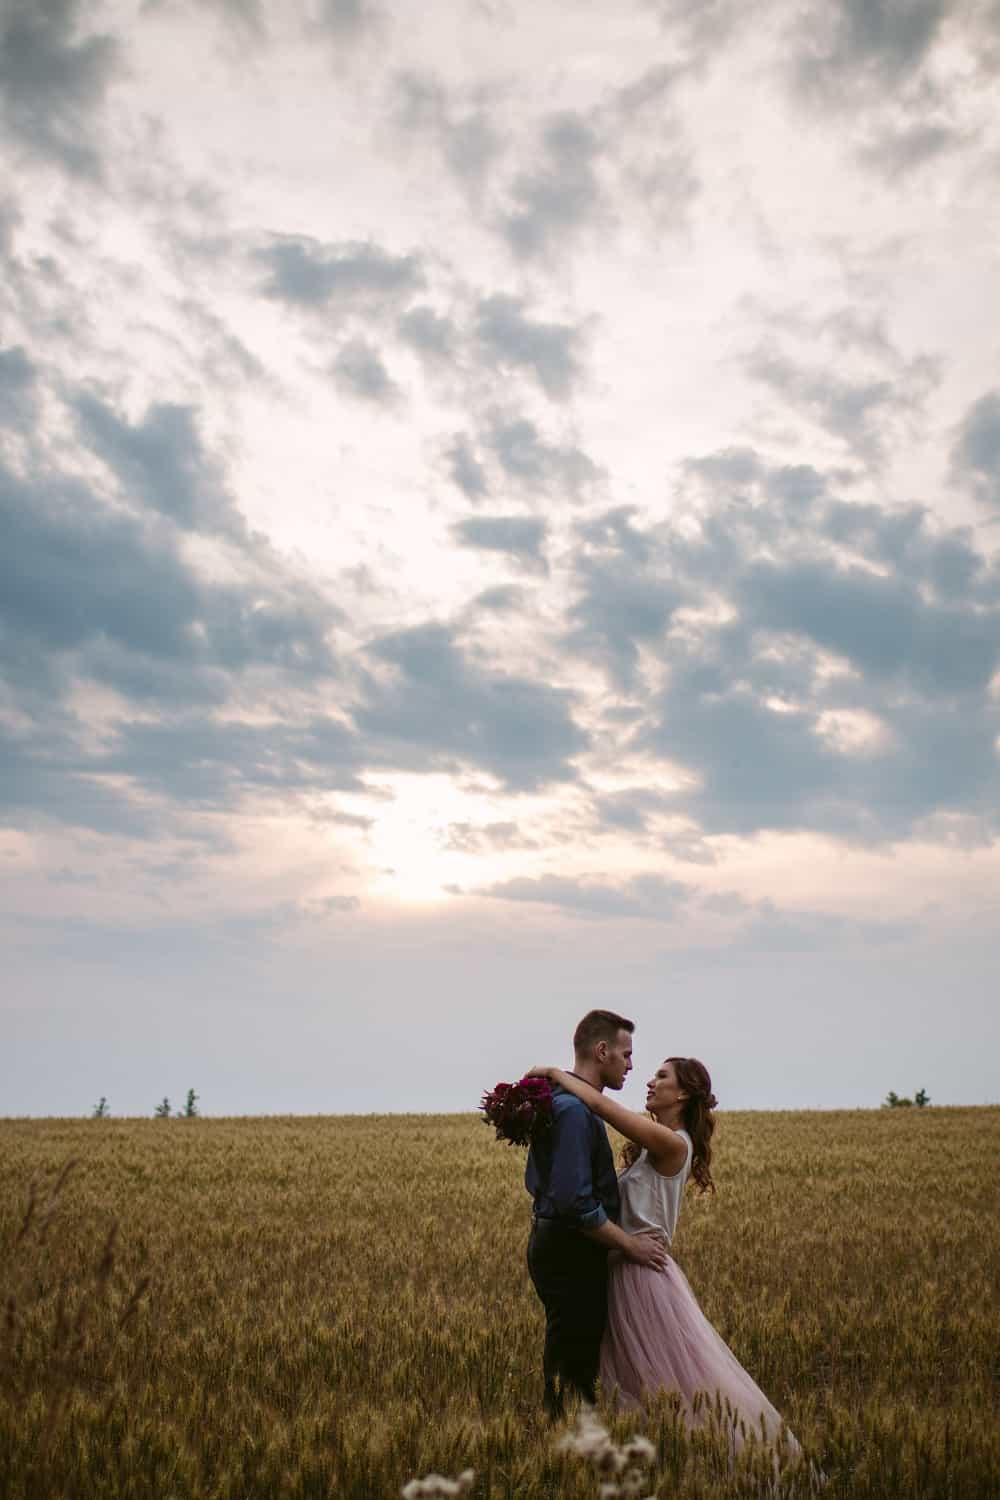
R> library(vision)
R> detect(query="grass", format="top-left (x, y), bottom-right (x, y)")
top-left (1, 1106), bottom-right (998, 1498)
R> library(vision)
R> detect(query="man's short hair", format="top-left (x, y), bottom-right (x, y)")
top-left (573, 1009), bottom-right (635, 1054)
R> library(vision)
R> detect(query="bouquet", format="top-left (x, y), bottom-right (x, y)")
top-left (480, 1075), bottom-right (554, 1148)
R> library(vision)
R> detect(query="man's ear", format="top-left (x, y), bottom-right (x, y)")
top-left (594, 1040), bottom-right (608, 1061)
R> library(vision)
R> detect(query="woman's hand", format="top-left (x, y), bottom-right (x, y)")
top-left (524, 1065), bottom-right (556, 1080)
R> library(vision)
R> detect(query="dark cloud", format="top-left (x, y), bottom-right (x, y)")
top-left (486, 413), bottom-right (601, 500)
top-left (143, 0), bottom-right (265, 31)
top-left (331, 336), bottom-right (399, 404)
top-left (0, 427), bottom-right (344, 835)
top-left (254, 235), bottom-right (422, 312)
top-left (615, 62), bottom-right (682, 115)
top-left (0, 344), bottom-right (37, 428)
top-left (553, 446), bottom-right (1000, 843)
top-left (500, 111), bottom-right (605, 258)
top-left (0, 0), bottom-right (120, 177)
top-left (745, 340), bottom-right (937, 467)
top-left (443, 820), bottom-right (535, 853)
top-left (467, 584), bottom-right (527, 614)
top-left (72, 395), bottom-right (243, 537)
top-left (951, 389), bottom-right (1000, 509)
top-left (792, 0), bottom-right (946, 103)
top-left (0, 722), bottom-right (158, 838)
top-left (397, 305), bottom-right (456, 363)
top-left (390, 71), bottom-right (502, 195)
top-left (475, 293), bottom-right (583, 401)
top-left (590, 787), bottom-right (675, 834)
top-left (451, 515), bottom-right (548, 572)
top-left (313, 0), bottom-right (381, 40)
top-left (566, 507), bottom-right (681, 687)
top-left (643, 0), bottom-right (748, 64)
top-left (739, 558), bottom-right (1000, 696)
top-left (567, 553), bottom-right (680, 689)
top-left (857, 117), bottom-right (964, 176)
top-left (479, 871), bottom-right (690, 920)
top-left (358, 623), bottom-right (586, 789)
top-left (446, 433), bottom-right (490, 501)
top-left (100, 712), bottom-right (364, 810)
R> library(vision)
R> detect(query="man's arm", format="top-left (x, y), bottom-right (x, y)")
top-left (583, 1218), bottom-right (669, 1270)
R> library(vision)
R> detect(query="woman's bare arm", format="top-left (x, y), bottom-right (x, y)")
top-left (527, 1066), bottom-right (688, 1172)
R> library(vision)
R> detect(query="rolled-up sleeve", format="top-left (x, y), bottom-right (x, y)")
top-left (549, 1101), bottom-right (608, 1229)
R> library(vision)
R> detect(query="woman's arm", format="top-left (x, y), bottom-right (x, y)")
top-left (527, 1067), bottom-right (688, 1171)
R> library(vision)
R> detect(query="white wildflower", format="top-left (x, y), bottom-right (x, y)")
top-left (400, 1470), bottom-right (475, 1499)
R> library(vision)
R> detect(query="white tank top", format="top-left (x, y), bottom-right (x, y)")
top-left (617, 1130), bottom-right (692, 1244)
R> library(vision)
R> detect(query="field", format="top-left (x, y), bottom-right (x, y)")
top-left (2, 1107), bottom-right (998, 1499)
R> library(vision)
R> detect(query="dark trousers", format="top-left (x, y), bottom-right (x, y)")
top-left (527, 1219), bottom-right (608, 1417)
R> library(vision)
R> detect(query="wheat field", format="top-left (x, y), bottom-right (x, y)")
top-left (1, 1106), bottom-right (998, 1499)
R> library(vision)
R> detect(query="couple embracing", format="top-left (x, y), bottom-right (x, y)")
top-left (525, 1009), bottom-right (796, 1451)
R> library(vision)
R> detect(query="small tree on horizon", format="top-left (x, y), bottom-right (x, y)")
top-left (154, 1097), bottom-right (171, 1118)
top-left (914, 1087), bottom-right (930, 1107)
top-left (181, 1088), bottom-right (199, 1118)
top-left (91, 1097), bottom-right (110, 1118)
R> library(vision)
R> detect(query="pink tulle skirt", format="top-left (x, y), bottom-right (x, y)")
top-left (599, 1255), bottom-right (799, 1455)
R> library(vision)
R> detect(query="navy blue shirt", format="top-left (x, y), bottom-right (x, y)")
top-left (525, 1086), bottom-right (620, 1230)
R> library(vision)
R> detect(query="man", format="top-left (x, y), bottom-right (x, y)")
top-left (525, 1009), bottom-right (668, 1417)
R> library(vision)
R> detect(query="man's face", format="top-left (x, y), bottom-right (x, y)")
top-left (599, 1029), bottom-right (633, 1091)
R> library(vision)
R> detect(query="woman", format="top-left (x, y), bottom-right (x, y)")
top-left (527, 1057), bottom-right (798, 1454)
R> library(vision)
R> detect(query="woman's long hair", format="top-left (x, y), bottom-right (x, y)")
top-left (621, 1057), bottom-right (717, 1194)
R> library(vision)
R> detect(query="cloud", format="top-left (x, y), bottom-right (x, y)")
top-left (0, 0), bottom-right (120, 177)
top-left (740, 558), bottom-right (1000, 694)
top-left (467, 584), bottom-right (527, 614)
top-left (744, 340), bottom-right (937, 468)
top-left (446, 433), bottom-right (491, 501)
top-left (485, 413), bottom-right (601, 500)
top-left (72, 395), bottom-right (244, 537)
top-left (951, 389), bottom-right (1000, 510)
top-left (0, 344), bottom-right (37, 428)
top-left (0, 418), bottom-right (345, 835)
top-left (479, 871), bottom-right (690, 920)
top-left (397, 305), bottom-right (457, 364)
top-left (331, 336), bottom-right (400, 404)
top-left (389, 71), bottom-right (503, 196)
top-left (856, 117), bottom-right (964, 176)
top-left (451, 514), bottom-right (549, 572)
top-left (442, 820), bottom-right (535, 853)
top-left (475, 293), bottom-right (584, 401)
top-left (358, 622), bottom-right (587, 789)
top-left (500, 110), bottom-right (607, 259)
top-left (589, 787), bottom-right (675, 834)
top-left (144, 0), bottom-right (265, 34)
top-left (313, 0), bottom-right (382, 41)
top-left (254, 235), bottom-right (422, 313)
top-left (791, 0), bottom-right (946, 104)
top-left (566, 510), bottom-right (683, 688)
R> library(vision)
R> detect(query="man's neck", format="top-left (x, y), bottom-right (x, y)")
top-left (569, 1060), bottom-right (604, 1091)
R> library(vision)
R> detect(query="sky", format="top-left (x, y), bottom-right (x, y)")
top-left (2, 0), bottom-right (999, 1119)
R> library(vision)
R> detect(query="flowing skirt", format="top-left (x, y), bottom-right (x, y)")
top-left (599, 1254), bottom-right (799, 1455)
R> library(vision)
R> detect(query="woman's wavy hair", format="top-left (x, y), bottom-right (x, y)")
top-left (621, 1056), bottom-right (718, 1194)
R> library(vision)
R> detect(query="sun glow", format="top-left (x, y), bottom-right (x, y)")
top-left (360, 774), bottom-right (537, 904)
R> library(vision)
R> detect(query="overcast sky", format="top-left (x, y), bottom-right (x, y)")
top-left (2, 0), bottom-right (999, 1119)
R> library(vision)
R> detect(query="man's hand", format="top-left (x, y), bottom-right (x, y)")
top-left (583, 1220), bottom-right (669, 1272)
top-left (624, 1231), bottom-right (669, 1273)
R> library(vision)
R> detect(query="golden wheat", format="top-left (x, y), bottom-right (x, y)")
top-left (1, 1107), bottom-right (997, 1498)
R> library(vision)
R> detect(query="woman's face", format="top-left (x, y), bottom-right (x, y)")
top-left (646, 1059), bottom-right (686, 1115)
